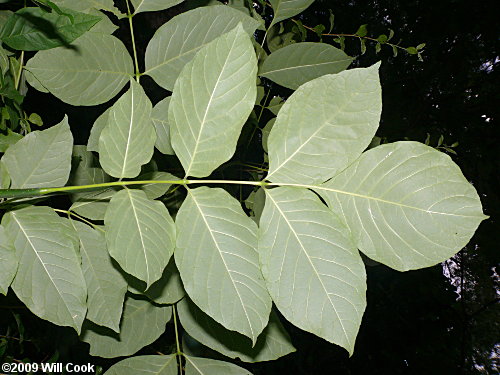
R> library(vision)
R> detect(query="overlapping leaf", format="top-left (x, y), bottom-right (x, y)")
top-left (0, 225), bottom-right (18, 295)
top-left (105, 189), bottom-right (175, 288)
top-left (2, 206), bottom-right (87, 333)
top-left (87, 107), bottom-right (110, 152)
top-left (258, 187), bottom-right (366, 355)
top-left (169, 24), bottom-right (257, 177)
top-left (81, 295), bottom-right (172, 358)
top-left (131, 0), bottom-right (184, 14)
top-left (70, 188), bottom-right (117, 220)
top-left (25, 33), bottom-right (133, 105)
top-left (318, 142), bottom-right (488, 271)
top-left (151, 97), bottom-right (174, 155)
top-left (0, 7), bottom-right (101, 51)
top-left (178, 297), bottom-right (295, 362)
top-left (2, 116), bottom-right (73, 188)
top-left (144, 5), bottom-right (260, 91)
top-left (266, 63), bottom-right (382, 184)
top-left (99, 79), bottom-right (155, 179)
top-left (269, 0), bottom-right (315, 27)
top-left (73, 221), bottom-right (127, 332)
top-left (175, 187), bottom-right (271, 343)
top-left (259, 42), bottom-right (354, 89)
top-left (104, 355), bottom-right (177, 375)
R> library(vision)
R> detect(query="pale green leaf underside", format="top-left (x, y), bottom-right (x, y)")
top-left (185, 356), bottom-right (252, 375)
top-left (25, 33), bottom-right (133, 106)
top-left (259, 187), bottom-right (366, 355)
top-left (131, 0), bottom-right (184, 14)
top-left (104, 355), bottom-right (177, 375)
top-left (169, 24), bottom-right (257, 177)
top-left (2, 117), bottom-right (73, 188)
top-left (269, 0), bottom-right (315, 27)
top-left (178, 298), bottom-right (295, 362)
top-left (99, 80), bottom-right (155, 179)
top-left (144, 5), bottom-right (261, 91)
top-left (81, 295), bottom-right (172, 358)
top-left (0, 225), bottom-right (18, 295)
top-left (131, 171), bottom-right (179, 200)
top-left (151, 97), bottom-right (174, 155)
top-left (318, 141), bottom-right (488, 271)
top-left (52, 0), bottom-right (124, 18)
top-left (105, 189), bottom-right (176, 288)
top-left (266, 63), bottom-right (382, 185)
top-left (2, 206), bottom-right (87, 333)
top-left (259, 42), bottom-right (354, 90)
top-left (73, 221), bottom-right (127, 332)
top-left (175, 187), bottom-right (271, 344)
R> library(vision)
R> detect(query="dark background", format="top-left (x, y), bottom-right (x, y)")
top-left (1, 0), bottom-right (498, 374)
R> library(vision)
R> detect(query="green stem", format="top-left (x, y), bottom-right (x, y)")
top-left (126, 0), bottom-right (140, 82)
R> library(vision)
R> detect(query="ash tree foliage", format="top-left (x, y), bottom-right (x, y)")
top-left (0, 0), bottom-right (488, 373)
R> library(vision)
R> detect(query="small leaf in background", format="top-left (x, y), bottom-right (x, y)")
top-left (0, 129), bottom-right (23, 152)
top-left (81, 295), bottom-right (172, 358)
top-left (360, 38), bottom-right (367, 54)
top-left (105, 189), bottom-right (176, 288)
top-left (291, 19), bottom-right (307, 41)
top-left (27, 113), bottom-right (43, 126)
top-left (377, 34), bottom-right (388, 43)
top-left (312, 23), bottom-right (325, 40)
top-left (388, 28), bottom-right (395, 41)
top-left (70, 188), bottom-right (117, 221)
top-left (375, 42), bottom-right (381, 53)
top-left (269, 0), bottom-right (315, 28)
top-left (392, 45), bottom-right (398, 57)
top-left (406, 46), bottom-right (418, 54)
top-left (2, 116), bottom-right (73, 188)
top-left (0, 7), bottom-right (101, 51)
top-left (328, 9), bottom-right (334, 33)
top-left (417, 43), bottom-right (426, 50)
top-left (355, 23), bottom-right (368, 37)
top-left (333, 35), bottom-right (345, 50)
top-left (99, 79), bottom-right (155, 179)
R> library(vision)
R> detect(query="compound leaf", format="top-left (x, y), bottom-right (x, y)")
top-left (266, 63), bottom-right (382, 184)
top-left (99, 79), bottom-right (155, 179)
top-left (25, 33), bottom-right (133, 105)
top-left (175, 187), bottom-right (271, 344)
top-left (2, 116), bottom-right (73, 188)
top-left (169, 23), bottom-right (256, 177)
top-left (81, 295), bottom-right (172, 358)
top-left (259, 42), bottom-right (354, 90)
top-left (318, 142), bottom-right (488, 271)
top-left (2, 206), bottom-right (87, 333)
top-left (258, 187), bottom-right (366, 355)
top-left (144, 5), bottom-right (260, 91)
top-left (105, 189), bottom-right (176, 288)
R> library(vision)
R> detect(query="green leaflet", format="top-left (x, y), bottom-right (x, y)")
top-left (87, 107), bottom-right (110, 152)
top-left (104, 355), bottom-right (177, 375)
top-left (131, 0), bottom-right (184, 14)
top-left (151, 97), bottom-right (174, 155)
top-left (1, 116), bottom-right (73, 188)
top-left (104, 189), bottom-right (176, 288)
top-left (266, 63), bottom-right (382, 185)
top-left (130, 171), bottom-right (179, 200)
top-left (269, 0), bottom-right (315, 27)
top-left (259, 42), bottom-right (354, 90)
top-left (318, 141), bottom-right (488, 271)
top-left (73, 221), bottom-right (127, 332)
top-left (258, 187), bottom-right (367, 355)
top-left (0, 225), bottom-right (18, 295)
top-left (70, 188), bottom-right (117, 220)
top-left (144, 5), bottom-right (261, 91)
top-left (52, 0), bottom-right (124, 18)
top-left (0, 7), bottom-right (101, 51)
top-left (0, 129), bottom-right (23, 153)
top-left (25, 33), bottom-right (133, 105)
top-left (169, 23), bottom-right (257, 178)
top-left (175, 187), bottom-right (272, 344)
top-left (81, 295), bottom-right (172, 358)
top-left (99, 80), bottom-right (155, 179)
top-left (178, 297), bottom-right (295, 362)
top-left (184, 356), bottom-right (252, 375)
top-left (2, 206), bottom-right (87, 333)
